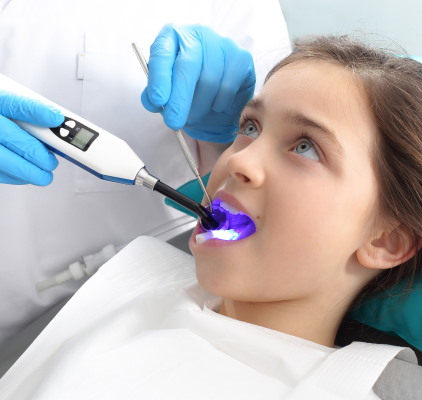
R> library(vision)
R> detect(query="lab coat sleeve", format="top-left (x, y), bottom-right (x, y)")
top-left (210, 0), bottom-right (291, 91)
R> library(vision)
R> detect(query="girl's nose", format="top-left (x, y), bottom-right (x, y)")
top-left (225, 143), bottom-right (266, 188)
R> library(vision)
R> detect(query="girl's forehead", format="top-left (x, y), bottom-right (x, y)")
top-left (264, 59), bottom-right (359, 92)
top-left (260, 60), bottom-right (370, 118)
top-left (258, 59), bottom-right (379, 154)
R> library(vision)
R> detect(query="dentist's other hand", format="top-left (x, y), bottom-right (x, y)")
top-left (0, 91), bottom-right (64, 185)
top-left (141, 24), bottom-right (256, 143)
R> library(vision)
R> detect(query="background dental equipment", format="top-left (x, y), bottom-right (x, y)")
top-left (36, 244), bottom-right (124, 292)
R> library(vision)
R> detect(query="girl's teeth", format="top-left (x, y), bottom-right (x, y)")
top-left (220, 201), bottom-right (241, 214)
top-left (195, 232), bottom-right (212, 244)
top-left (196, 229), bottom-right (240, 244)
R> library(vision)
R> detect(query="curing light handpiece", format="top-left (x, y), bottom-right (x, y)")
top-left (138, 171), bottom-right (219, 230)
top-left (0, 73), bottom-right (219, 230)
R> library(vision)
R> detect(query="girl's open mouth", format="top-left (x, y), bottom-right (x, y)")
top-left (196, 198), bottom-right (256, 244)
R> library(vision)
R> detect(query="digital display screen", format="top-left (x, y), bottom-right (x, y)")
top-left (71, 128), bottom-right (95, 150)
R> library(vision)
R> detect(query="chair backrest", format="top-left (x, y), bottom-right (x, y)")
top-left (336, 319), bottom-right (421, 365)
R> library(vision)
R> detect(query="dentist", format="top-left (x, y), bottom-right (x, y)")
top-left (0, 0), bottom-right (290, 345)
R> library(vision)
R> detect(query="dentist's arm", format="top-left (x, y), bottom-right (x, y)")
top-left (0, 91), bottom-right (64, 185)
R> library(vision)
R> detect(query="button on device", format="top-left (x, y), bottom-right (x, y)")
top-left (59, 128), bottom-right (70, 137)
top-left (65, 120), bottom-right (76, 129)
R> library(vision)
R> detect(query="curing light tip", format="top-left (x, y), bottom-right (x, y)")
top-left (198, 198), bottom-right (256, 243)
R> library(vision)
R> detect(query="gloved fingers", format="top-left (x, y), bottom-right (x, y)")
top-left (162, 40), bottom-right (203, 130)
top-left (146, 24), bottom-right (180, 107)
top-left (0, 172), bottom-right (27, 185)
top-left (0, 144), bottom-right (54, 186)
top-left (212, 44), bottom-right (256, 113)
top-left (0, 91), bottom-right (64, 127)
top-left (140, 88), bottom-right (163, 113)
top-left (183, 118), bottom-right (238, 143)
top-left (157, 25), bottom-right (205, 129)
top-left (187, 40), bottom-right (225, 122)
top-left (0, 115), bottom-right (59, 171)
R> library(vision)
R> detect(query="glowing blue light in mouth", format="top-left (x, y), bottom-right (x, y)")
top-left (196, 198), bottom-right (256, 243)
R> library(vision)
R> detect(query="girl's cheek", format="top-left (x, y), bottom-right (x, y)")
top-left (206, 153), bottom-right (231, 196)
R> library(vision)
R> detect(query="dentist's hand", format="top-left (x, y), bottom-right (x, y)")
top-left (0, 91), bottom-right (64, 185)
top-left (141, 24), bottom-right (256, 143)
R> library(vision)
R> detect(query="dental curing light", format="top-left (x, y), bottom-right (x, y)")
top-left (0, 73), bottom-right (218, 230)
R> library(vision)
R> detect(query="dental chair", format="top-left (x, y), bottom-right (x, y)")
top-left (335, 321), bottom-right (422, 398)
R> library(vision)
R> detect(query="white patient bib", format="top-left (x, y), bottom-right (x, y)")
top-left (0, 237), bottom-right (414, 399)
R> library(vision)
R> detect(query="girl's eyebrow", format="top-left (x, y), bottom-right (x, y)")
top-left (243, 98), bottom-right (264, 112)
top-left (243, 98), bottom-right (344, 156)
top-left (286, 111), bottom-right (344, 156)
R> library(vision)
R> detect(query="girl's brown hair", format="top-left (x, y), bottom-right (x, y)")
top-left (266, 35), bottom-right (422, 301)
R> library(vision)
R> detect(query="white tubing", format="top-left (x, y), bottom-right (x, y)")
top-left (36, 243), bottom-right (124, 292)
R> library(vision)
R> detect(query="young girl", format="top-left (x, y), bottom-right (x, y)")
top-left (0, 35), bottom-right (420, 399)
top-left (193, 35), bottom-right (422, 348)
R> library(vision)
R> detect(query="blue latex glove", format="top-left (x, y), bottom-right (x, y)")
top-left (0, 91), bottom-right (64, 185)
top-left (141, 24), bottom-right (256, 143)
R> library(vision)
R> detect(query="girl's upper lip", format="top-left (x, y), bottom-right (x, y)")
top-left (212, 190), bottom-right (251, 216)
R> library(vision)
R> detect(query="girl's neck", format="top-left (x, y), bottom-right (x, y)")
top-left (219, 296), bottom-right (352, 347)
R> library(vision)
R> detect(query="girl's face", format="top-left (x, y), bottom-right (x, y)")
top-left (190, 60), bottom-right (380, 304)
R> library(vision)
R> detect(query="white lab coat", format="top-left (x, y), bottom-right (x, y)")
top-left (0, 0), bottom-right (291, 344)
top-left (0, 236), bottom-right (415, 399)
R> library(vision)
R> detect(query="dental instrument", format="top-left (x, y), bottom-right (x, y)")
top-left (131, 42), bottom-right (213, 211)
top-left (0, 73), bottom-right (219, 230)
top-left (131, 43), bottom-right (256, 242)
top-left (195, 198), bottom-right (256, 243)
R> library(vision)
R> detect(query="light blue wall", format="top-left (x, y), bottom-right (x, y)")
top-left (279, 0), bottom-right (421, 56)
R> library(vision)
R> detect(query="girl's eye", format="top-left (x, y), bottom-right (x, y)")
top-left (239, 121), bottom-right (259, 139)
top-left (293, 139), bottom-right (320, 161)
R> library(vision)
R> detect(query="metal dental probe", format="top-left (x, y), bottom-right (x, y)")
top-left (131, 42), bottom-right (213, 212)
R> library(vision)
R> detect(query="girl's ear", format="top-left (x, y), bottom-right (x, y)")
top-left (357, 224), bottom-right (418, 270)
